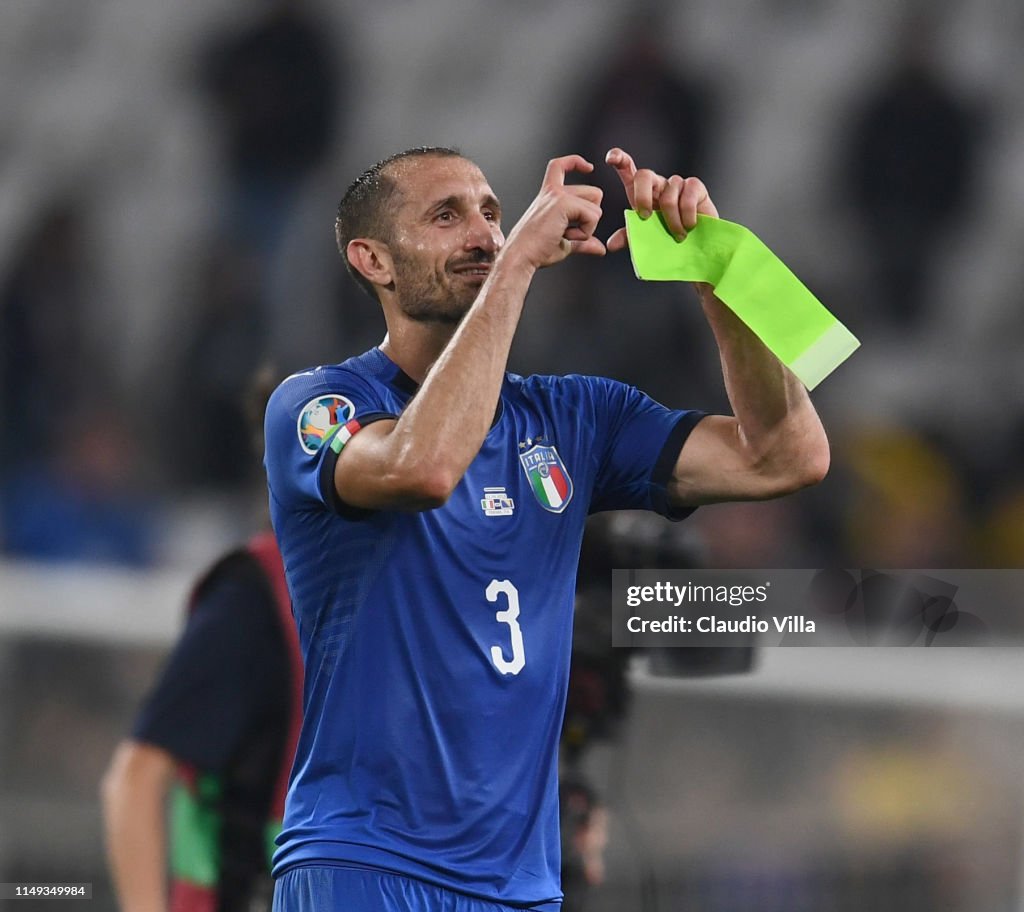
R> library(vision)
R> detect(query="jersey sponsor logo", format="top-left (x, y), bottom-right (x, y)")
top-left (519, 444), bottom-right (573, 513)
top-left (297, 394), bottom-right (356, 454)
top-left (481, 486), bottom-right (515, 517)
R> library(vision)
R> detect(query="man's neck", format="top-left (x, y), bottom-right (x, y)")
top-left (378, 320), bottom-right (457, 386)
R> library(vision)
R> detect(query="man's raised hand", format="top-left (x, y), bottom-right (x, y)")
top-left (604, 147), bottom-right (719, 252)
top-left (502, 155), bottom-right (605, 270)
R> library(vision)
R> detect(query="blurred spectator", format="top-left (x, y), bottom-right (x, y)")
top-left (0, 196), bottom-right (157, 564)
top-left (200, 0), bottom-right (345, 365)
top-left (977, 480), bottom-right (1024, 567)
top-left (0, 195), bottom-right (107, 473)
top-left (693, 498), bottom-right (810, 568)
top-left (171, 242), bottom-right (267, 487)
top-left (565, 13), bottom-right (713, 211)
top-left (560, 514), bottom-right (757, 910)
top-left (102, 531), bottom-right (297, 912)
top-left (537, 11), bottom-right (721, 406)
top-left (974, 417), bottom-right (1024, 566)
top-left (558, 517), bottom-right (640, 912)
top-left (1, 408), bottom-right (158, 566)
top-left (202, 0), bottom-right (342, 262)
top-left (842, 10), bottom-right (983, 327)
top-left (101, 368), bottom-right (299, 912)
top-left (559, 777), bottom-right (609, 912)
top-left (838, 424), bottom-right (969, 567)
top-left (831, 727), bottom-right (984, 846)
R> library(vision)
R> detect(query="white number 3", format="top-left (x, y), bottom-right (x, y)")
top-left (486, 579), bottom-right (526, 675)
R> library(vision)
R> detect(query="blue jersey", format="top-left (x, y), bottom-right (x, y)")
top-left (263, 347), bottom-right (704, 906)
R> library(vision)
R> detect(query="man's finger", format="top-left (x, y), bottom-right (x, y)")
top-left (542, 155), bottom-right (595, 188)
top-left (563, 184), bottom-right (603, 206)
top-left (561, 200), bottom-right (604, 250)
top-left (605, 227), bottom-right (629, 253)
top-left (605, 148), bottom-right (637, 208)
top-left (658, 175), bottom-right (688, 240)
top-left (605, 147), bottom-right (637, 181)
top-left (680, 176), bottom-right (718, 225)
top-left (570, 236), bottom-right (607, 257)
top-left (632, 169), bottom-right (667, 220)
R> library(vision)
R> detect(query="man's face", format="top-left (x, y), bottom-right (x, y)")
top-left (383, 156), bottom-right (505, 325)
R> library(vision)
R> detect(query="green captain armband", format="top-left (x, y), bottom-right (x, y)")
top-left (625, 211), bottom-right (859, 390)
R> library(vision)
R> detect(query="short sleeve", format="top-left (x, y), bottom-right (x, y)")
top-left (584, 377), bottom-right (707, 520)
top-left (131, 554), bottom-right (288, 771)
top-left (264, 366), bottom-right (397, 514)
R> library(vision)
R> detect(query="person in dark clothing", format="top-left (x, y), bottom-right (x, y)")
top-left (843, 12), bottom-right (983, 326)
top-left (101, 537), bottom-right (300, 912)
top-left (201, 0), bottom-right (344, 334)
top-left (101, 371), bottom-right (301, 912)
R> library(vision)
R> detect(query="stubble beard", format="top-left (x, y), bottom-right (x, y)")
top-left (399, 292), bottom-right (469, 326)
top-left (392, 256), bottom-right (483, 327)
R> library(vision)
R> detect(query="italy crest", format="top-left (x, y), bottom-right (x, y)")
top-left (519, 444), bottom-right (573, 513)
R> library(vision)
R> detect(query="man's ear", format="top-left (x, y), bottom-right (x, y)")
top-left (347, 239), bottom-right (394, 289)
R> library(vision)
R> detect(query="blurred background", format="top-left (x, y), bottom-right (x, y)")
top-left (1, 0), bottom-right (1023, 908)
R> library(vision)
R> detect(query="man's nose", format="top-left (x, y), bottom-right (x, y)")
top-left (464, 213), bottom-right (501, 253)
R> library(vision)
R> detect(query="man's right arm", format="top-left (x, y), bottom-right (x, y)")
top-left (101, 740), bottom-right (177, 912)
top-left (331, 252), bottom-right (539, 512)
top-left (333, 155), bottom-right (606, 512)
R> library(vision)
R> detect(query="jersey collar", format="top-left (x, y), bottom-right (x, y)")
top-left (371, 347), bottom-right (504, 429)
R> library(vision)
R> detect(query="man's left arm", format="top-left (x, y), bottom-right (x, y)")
top-left (605, 147), bottom-right (829, 507)
top-left (668, 286), bottom-right (830, 505)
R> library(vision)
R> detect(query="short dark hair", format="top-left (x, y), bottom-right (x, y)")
top-left (335, 146), bottom-right (464, 300)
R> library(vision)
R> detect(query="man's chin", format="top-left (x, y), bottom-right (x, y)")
top-left (403, 303), bottom-right (469, 326)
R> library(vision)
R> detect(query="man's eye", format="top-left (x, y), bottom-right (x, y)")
top-left (483, 210), bottom-right (497, 221)
top-left (436, 211), bottom-right (454, 223)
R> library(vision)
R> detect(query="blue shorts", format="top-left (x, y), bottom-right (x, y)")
top-left (272, 865), bottom-right (561, 912)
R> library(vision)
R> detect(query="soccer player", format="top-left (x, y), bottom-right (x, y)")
top-left (264, 146), bottom-right (829, 911)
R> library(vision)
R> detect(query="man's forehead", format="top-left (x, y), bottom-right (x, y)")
top-left (389, 156), bottom-right (496, 205)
